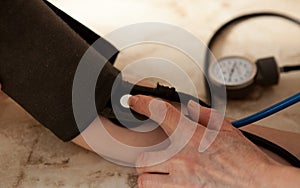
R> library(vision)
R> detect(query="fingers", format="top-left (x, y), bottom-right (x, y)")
top-left (136, 151), bottom-right (170, 174)
top-left (136, 162), bottom-right (169, 175)
top-left (187, 100), bottom-right (212, 126)
top-left (187, 100), bottom-right (227, 130)
top-left (129, 95), bottom-right (193, 136)
top-left (138, 174), bottom-right (171, 188)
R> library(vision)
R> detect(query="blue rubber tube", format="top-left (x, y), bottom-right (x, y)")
top-left (232, 92), bottom-right (300, 128)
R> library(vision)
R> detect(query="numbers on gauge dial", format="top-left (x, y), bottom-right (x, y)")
top-left (211, 57), bottom-right (256, 86)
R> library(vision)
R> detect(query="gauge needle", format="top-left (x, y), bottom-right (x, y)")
top-left (228, 62), bottom-right (237, 82)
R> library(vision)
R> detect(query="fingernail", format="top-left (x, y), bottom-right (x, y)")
top-left (188, 100), bottom-right (199, 110)
top-left (129, 96), bottom-right (139, 107)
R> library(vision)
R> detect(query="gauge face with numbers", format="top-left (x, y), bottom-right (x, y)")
top-left (209, 56), bottom-right (257, 90)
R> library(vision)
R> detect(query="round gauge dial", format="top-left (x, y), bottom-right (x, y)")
top-left (209, 56), bottom-right (257, 89)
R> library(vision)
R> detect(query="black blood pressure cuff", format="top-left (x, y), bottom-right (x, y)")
top-left (0, 0), bottom-right (120, 141)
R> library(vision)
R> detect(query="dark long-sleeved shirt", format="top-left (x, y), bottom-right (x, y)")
top-left (0, 0), bottom-right (119, 141)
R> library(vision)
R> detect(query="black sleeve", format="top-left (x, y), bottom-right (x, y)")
top-left (0, 0), bottom-right (120, 141)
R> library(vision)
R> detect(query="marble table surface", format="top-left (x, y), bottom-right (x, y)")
top-left (1, 0), bottom-right (299, 187)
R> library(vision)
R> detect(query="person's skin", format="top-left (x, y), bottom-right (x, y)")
top-left (71, 81), bottom-right (170, 164)
top-left (72, 116), bottom-right (169, 164)
top-left (129, 95), bottom-right (300, 188)
top-left (72, 96), bottom-right (300, 165)
top-left (1, 82), bottom-right (299, 166)
top-left (0, 85), bottom-right (6, 102)
top-left (71, 98), bottom-right (300, 165)
top-left (0, 82), bottom-right (168, 164)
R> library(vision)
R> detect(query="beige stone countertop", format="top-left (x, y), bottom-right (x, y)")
top-left (1, 0), bottom-right (300, 187)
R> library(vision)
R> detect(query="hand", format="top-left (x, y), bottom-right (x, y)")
top-left (129, 95), bottom-right (290, 188)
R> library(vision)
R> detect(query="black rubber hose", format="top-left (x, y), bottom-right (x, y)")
top-left (280, 65), bottom-right (300, 72)
top-left (241, 130), bottom-right (300, 168)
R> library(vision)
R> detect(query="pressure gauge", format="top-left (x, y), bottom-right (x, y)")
top-left (209, 56), bottom-right (257, 90)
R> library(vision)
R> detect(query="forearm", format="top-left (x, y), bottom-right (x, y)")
top-left (241, 125), bottom-right (300, 160)
top-left (72, 116), bottom-right (169, 164)
top-left (72, 109), bottom-right (300, 164)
